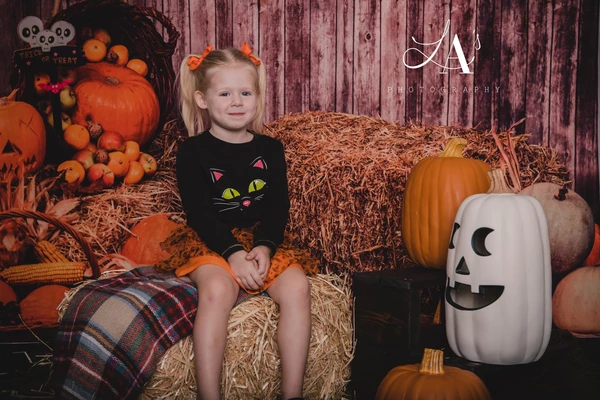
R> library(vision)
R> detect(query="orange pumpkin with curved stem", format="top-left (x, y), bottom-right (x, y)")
top-left (401, 138), bottom-right (491, 269)
top-left (376, 348), bottom-right (491, 400)
top-left (0, 90), bottom-right (46, 177)
top-left (71, 62), bottom-right (159, 146)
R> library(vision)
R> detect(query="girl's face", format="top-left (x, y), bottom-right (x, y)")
top-left (194, 63), bottom-right (258, 141)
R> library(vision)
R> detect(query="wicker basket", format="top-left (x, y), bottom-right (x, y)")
top-left (11, 0), bottom-right (180, 147)
top-left (0, 209), bottom-right (99, 331)
top-left (49, 0), bottom-right (180, 136)
top-left (0, 210), bottom-right (99, 278)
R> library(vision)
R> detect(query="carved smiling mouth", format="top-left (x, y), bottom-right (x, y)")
top-left (446, 278), bottom-right (504, 311)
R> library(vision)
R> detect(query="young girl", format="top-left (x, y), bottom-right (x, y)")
top-left (160, 43), bottom-right (318, 400)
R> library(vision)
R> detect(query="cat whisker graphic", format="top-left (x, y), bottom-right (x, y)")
top-left (213, 200), bottom-right (240, 213)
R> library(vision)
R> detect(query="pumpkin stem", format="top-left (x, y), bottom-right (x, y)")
top-left (487, 169), bottom-right (514, 194)
top-left (419, 348), bottom-right (445, 375)
top-left (0, 88), bottom-right (19, 105)
top-left (105, 77), bottom-right (120, 86)
top-left (554, 184), bottom-right (569, 201)
top-left (439, 138), bottom-right (467, 158)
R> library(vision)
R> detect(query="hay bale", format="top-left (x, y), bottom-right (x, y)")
top-left (52, 111), bottom-right (569, 275)
top-left (265, 111), bottom-right (569, 274)
top-left (140, 274), bottom-right (354, 400)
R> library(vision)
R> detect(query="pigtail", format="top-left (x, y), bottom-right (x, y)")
top-left (252, 61), bottom-right (267, 133)
top-left (178, 55), bottom-right (204, 136)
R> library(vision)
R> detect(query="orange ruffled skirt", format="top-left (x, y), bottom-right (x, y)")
top-left (156, 225), bottom-right (319, 294)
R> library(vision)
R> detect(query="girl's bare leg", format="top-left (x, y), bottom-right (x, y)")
top-left (267, 267), bottom-right (311, 399)
top-left (188, 265), bottom-right (239, 400)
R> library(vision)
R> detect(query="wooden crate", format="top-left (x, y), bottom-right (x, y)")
top-left (351, 267), bottom-right (447, 398)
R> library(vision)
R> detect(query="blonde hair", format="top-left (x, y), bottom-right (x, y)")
top-left (178, 47), bottom-right (266, 136)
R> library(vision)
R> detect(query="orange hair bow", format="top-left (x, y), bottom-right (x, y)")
top-left (187, 45), bottom-right (213, 71)
top-left (241, 42), bottom-right (260, 66)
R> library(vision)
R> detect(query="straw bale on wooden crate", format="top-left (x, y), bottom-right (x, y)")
top-left (139, 274), bottom-right (354, 400)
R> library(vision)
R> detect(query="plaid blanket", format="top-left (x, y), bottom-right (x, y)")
top-left (53, 266), bottom-right (254, 399)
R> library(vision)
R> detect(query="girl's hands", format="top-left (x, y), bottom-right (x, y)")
top-left (246, 245), bottom-right (271, 280)
top-left (228, 250), bottom-right (263, 291)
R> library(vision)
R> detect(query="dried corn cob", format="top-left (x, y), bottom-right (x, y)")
top-left (0, 262), bottom-right (86, 285)
top-left (34, 240), bottom-right (69, 263)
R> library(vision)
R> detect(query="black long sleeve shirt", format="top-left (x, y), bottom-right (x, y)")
top-left (176, 130), bottom-right (290, 259)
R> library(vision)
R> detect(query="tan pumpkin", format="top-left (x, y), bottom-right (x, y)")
top-left (120, 214), bottom-right (182, 266)
top-left (0, 280), bottom-right (17, 305)
top-left (552, 266), bottom-right (600, 336)
top-left (401, 138), bottom-right (491, 269)
top-left (0, 89), bottom-right (46, 176)
top-left (71, 62), bottom-right (159, 146)
top-left (20, 284), bottom-right (68, 326)
top-left (583, 223), bottom-right (600, 266)
top-left (519, 183), bottom-right (594, 274)
top-left (376, 348), bottom-right (491, 400)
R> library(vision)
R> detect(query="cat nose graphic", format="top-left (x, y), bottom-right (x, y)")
top-left (242, 199), bottom-right (251, 207)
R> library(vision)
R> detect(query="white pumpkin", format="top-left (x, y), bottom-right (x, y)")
top-left (445, 170), bottom-right (552, 365)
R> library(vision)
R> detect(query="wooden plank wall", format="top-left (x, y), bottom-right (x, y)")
top-left (1, 0), bottom-right (598, 219)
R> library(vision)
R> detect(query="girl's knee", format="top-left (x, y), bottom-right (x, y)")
top-left (195, 269), bottom-right (238, 305)
top-left (283, 273), bottom-right (311, 303)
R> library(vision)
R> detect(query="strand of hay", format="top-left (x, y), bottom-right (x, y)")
top-left (264, 111), bottom-right (569, 274)
top-left (140, 273), bottom-right (354, 400)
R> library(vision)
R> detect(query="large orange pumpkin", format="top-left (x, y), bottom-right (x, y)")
top-left (401, 138), bottom-right (491, 269)
top-left (20, 284), bottom-right (68, 326)
top-left (71, 62), bottom-right (160, 146)
top-left (375, 348), bottom-right (491, 400)
top-left (0, 90), bottom-right (46, 176)
top-left (120, 214), bottom-right (182, 265)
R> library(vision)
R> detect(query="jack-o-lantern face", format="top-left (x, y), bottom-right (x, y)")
top-left (445, 191), bottom-right (552, 365)
top-left (0, 98), bottom-right (46, 177)
top-left (446, 224), bottom-right (504, 311)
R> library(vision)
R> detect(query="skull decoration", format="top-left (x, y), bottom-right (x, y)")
top-left (445, 170), bottom-right (552, 365)
top-left (17, 16), bottom-right (43, 48)
top-left (38, 29), bottom-right (58, 52)
top-left (51, 21), bottom-right (76, 45)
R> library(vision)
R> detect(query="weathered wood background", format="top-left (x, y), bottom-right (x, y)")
top-left (1, 0), bottom-right (598, 218)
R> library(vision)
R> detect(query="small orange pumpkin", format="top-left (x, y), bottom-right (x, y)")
top-left (19, 284), bottom-right (68, 326)
top-left (0, 280), bottom-right (17, 305)
top-left (120, 214), bottom-right (182, 265)
top-left (376, 348), bottom-right (491, 400)
top-left (401, 138), bottom-right (491, 269)
top-left (71, 62), bottom-right (160, 146)
top-left (0, 90), bottom-right (46, 176)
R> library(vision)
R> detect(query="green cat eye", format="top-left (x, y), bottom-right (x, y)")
top-left (222, 188), bottom-right (241, 200)
top-left (248, 179), bottom-right (266, 193)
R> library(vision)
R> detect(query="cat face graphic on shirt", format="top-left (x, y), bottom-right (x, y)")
top-left (210, 157), bottom-right (267, 213)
